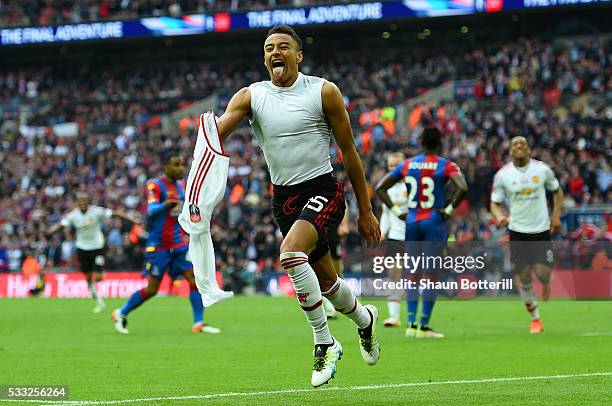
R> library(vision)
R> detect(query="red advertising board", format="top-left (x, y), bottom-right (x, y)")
top-left (0, 272), bottom-right (223, 298)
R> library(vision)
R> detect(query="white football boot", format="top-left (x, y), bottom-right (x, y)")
top-left (111, 309), bottom-right (129, 334)
top-left (358, 304), bottom-right (381, 365)
top-left (311, 338), bottom-right (343, 387)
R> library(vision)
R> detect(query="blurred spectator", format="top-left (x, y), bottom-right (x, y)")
top-left (0, 0), bottom-right (337, 28)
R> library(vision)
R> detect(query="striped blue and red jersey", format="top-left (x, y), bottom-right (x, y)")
top-left (391, 153), bottom-right (460, 223)
top-left (145, 177), bottom-right (188, 252)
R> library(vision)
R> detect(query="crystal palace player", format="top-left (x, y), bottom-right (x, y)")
top-left (490, 136), bottom-right (563, 334)
top-left (214, 25), bottom-right (381, 387)
top-left (376, 127), bottom-right (467, 338)
top-left (112, 150), bottom-right (220, 335)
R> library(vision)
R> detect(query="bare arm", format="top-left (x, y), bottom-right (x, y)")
top-left (216, 87), bottom-right (252, 142)
top-left (375, 173), bottom-right (401, 211)
top-left (447, 173), bottom-right (468, 211)
top-left (322, 81), bottom-right (380, 245)
top-left (490, 201), bottom-right (509, 228)
top-left (550, 187), bottom-right (563, 233)
top-left (490, 170), bottom-right (508, 227)
top-left (112, 210), bottom-right (140, 225)
top-left (47, 222), bottom-right (64, 235)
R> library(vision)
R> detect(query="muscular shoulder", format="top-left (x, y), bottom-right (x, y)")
top-left (321, 80), bottom-right (341, 99)
top-left (233, 87), bottom-right (251, 108)
top-left (321, 80), bottom-right (344, 112)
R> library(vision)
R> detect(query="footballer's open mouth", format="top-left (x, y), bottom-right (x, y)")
top-left (271, 59), bottom-right (286, 77)
top-left (271, 59), bottom-right (285, 68)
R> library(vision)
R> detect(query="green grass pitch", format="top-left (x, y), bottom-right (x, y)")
top-left (1, 296), bottom-right (611, 405)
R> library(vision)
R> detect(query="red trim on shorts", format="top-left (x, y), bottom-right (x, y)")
top-left (318, 186), bottom-right (342, 229)
top-left (314, 182), bottom-right (343, 229)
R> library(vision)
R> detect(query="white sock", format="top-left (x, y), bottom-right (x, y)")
top-left (323, 297), bottom-right (335, 313)
top-left (387, 300), bottom-right (400, 319)
top-left (89, 281), bottom-right (104, 306)
top-left (322, 277), bottom-right (371, 329)
top-left (280, 252), bottom-right (332, 345)
top-left (519, 283), bottom-right (540, 320)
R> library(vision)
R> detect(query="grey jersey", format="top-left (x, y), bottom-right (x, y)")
top-left (249, 73), bottom-right (333, 186)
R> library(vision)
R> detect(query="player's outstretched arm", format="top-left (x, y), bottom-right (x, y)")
top-left (112, 210), bottom-right (141, 225)
top-left (47, 222), bottom-right (64, 235)
top-left (322, 81), bottom-right (380, 246)
top-left (216, 87), bottom-right (252, 142)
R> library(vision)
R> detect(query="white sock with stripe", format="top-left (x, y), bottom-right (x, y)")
top-left (322, 277), bottom-right (371, 329)
top-left (280, 252), bottom-right (332, 345)
top-left (520, 283), bottom-right (540, 320)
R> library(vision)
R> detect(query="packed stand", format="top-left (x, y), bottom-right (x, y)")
top-left (0, 36), bottom-right (610, 287)
top-left (0, 0), bottom-right (351, 28)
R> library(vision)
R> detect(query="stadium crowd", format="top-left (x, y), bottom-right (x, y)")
top-left (0, 0), bottom-right (338, 27)
top-left (0, 35), bottom-right (610, 289)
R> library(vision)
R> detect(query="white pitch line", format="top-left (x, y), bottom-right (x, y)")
top-left (579, 332), bottom-right (612, 337)
top-left (2, 372), bottom-right (611, 405)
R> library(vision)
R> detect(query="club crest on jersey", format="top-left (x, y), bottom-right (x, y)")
top-left (532, 175), bottom-right (539, 183)
top-left (296, 292), bottom-right (309, 303)
top-left (189, 204), bottom-right (201, 223)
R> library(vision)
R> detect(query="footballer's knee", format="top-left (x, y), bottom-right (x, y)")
top-left (280, 220), bottom-right (318, 255)
top-left (518, 267), bottom-right (532, 286)
top-left (280, 240), bottom-right (311, 256)
top-left (534, 264), bottom-right (552, 284)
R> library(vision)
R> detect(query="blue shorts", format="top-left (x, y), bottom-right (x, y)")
top-left (405, 213), bottom-right (447, 273)
top-left (142, 247), bottom-right (192, 280)
top-left (405, 212), bottom-right (447, 242)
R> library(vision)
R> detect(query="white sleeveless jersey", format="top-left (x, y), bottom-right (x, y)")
top-left (491, 159), bottom-right (560, 234)
top-left (249, 73), bottom-right (333, 186)
top-left (380, 183), bottom-right (408, 241)
top-left (61, 206), bottom-right (112, 251)
top-left (179, 112), bottom-right (234, 307)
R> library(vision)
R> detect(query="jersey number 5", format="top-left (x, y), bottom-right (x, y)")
top-left (404, 176), bottom-right (435, 209)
